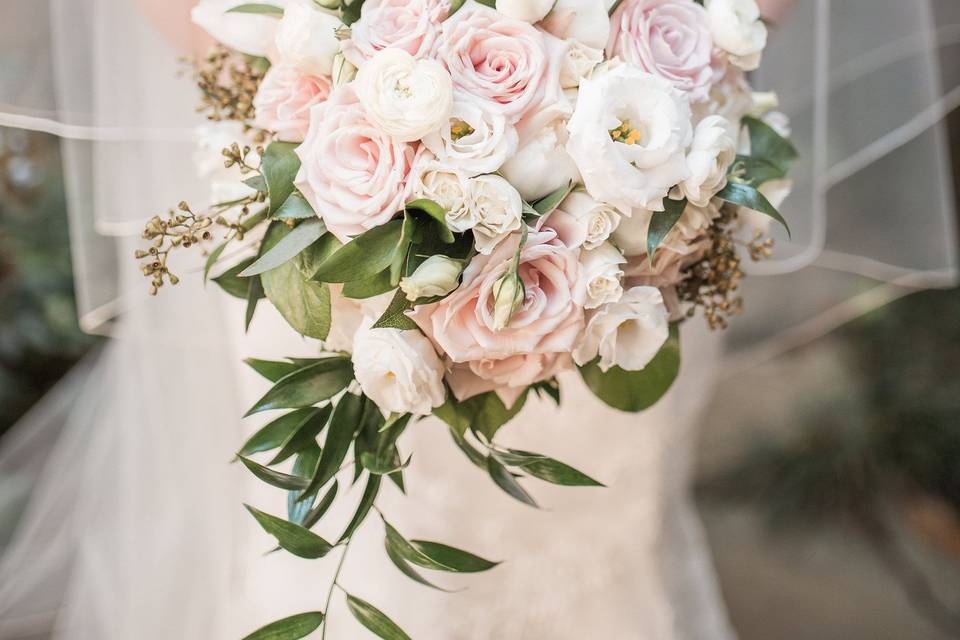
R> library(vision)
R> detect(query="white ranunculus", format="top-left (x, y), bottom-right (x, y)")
top-left (355, 48), bottom-right (453, 142)
top-left (572, 286), bottom-right (669, 372)
top-left (495, 0), bottom-right (554, 23)
top-left (274, 0), bottom-right (341, 75)
top-left (421, 96), bottom-right (519, 176)
top-left (400, 255), bottom-right (463, 301)
top-left (469, 174), bottom-right (524, 254)
top-left (352, 318), bottom-right (447, 415)
top-left (567, 65), bottom-right (693, 213)
top-left (500, 115), bottom-right (581, 201)
top-left (191, 0), bottom-right (290, 57)
top-left (580, 242), bottom-right (626, 309)
top-left (551, 190), bottom-right (623, 250)
top-left (560, 41), bottom-right (604, 89)
top-left (412, 159), bottom-right (476, 232)
top-left (705, 0), bottom-right (767, 71)
top-left (540, 0), bottom-right (610, 49)
top-left (681, 115), bottom-right (736, 207)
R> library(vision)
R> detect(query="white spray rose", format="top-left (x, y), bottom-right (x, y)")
top-left (400, 255), bottom-right (463, 301)
top-left (421, 97), bottom-right (519, 176)
top-left (705, 0), bottom-right (767, 71)
top-left (572, 286), bottom-right (669, 372)
top-left (352, 318), bottom-right (447, 415)
top-left (580, 242), bottom-right (626, 309)
top-left (355, 48), bottom-right (454, 142)
top-left (274, 1), bottom-right (342, 76)
top-left (495, 0), bottom-right (554, 23)
top-left (681, 115), bottom-right (736, 207)
top-left (412, 159), bottom-right (476, 232)
top-left (540, 0), bottom-right (610, 49)
top-left (469, 174), bottom-right (524, 254)
top-left (550, 190), bottom-right (623, 250)
top-left (560, 41), bottom-right (604, 89)
top-left (500, 115), bottom-right (582, 201)
top-left (191, 0), bottom-right (290, 57)
top-left (567, 65), bottom-right (693, 213)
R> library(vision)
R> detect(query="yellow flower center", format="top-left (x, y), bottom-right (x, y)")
top-left (609, 120), bottom-right (647, 145)
top-left (450, 119), bottom-right (476, 141)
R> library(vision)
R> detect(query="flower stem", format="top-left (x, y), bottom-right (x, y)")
top-left (321, 541), bottom-right (351, 640)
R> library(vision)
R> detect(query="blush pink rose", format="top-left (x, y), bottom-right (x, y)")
top-left (254, 63), bottom-right (332, 142)
top-left (433, 1), bottom-right (566, 125)
top-left (341, 0), bottom-right (450, 67)
top-left (294, 85), bottom-right (419, 242)
top-left (607, 0), bottom-right (717, 102)
top-left (410, 228), bottom-right (585, 404)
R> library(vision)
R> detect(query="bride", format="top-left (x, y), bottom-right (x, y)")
top-left (0, 0), bottom-right (956, 638)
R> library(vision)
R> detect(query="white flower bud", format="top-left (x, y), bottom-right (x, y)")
top-left (331, 53), bottom-right (357, 88)
top-left (492, 270), bottom-right (525, 331)
top-left (400, 255), bottom-right (463, 302)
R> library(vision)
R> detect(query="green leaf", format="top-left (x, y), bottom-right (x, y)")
top-left (742, 115), bottom-right (798, 173)
top-left (360, 452), bottom-right (411, 475)
top-left (407, 540), bottom-right (499, 573)
top-left (406, 199), bottom-right (454, 243)
top-left (260, 222), bottom-right (333, 339)
top-left (302, 479), bottom-right (339, 529)
top-left (239, 456), bottom-right (312, 490)
top-left (646, 197), bottom-right (687, 261)
top-left (227, 3), bottom-right (285, 16)
top-left (532, 181), bottom-right (574, 217)
top-left (578, 322), bottom-right (681, 412)
top-left (342, 269), bottom-right (394, 299)
top-left (288, 446), bottom-right (321, 524)
top-left (433, 390), bottom-right (527, 440)
top-left (204, 241), bottom-right (229, 283)
top-left (295, 234), bottom-right (341, 279)
top-left (240, 219), bottom-right (325, 277)
top-left (486, 457), bottom-right (538, 508)
top-left (717, 182), bottom-right (790, 237)
top-left (268, 404), bottom-right (332, 465)
top-left (446, 0), bottom-right (468, 16)
top-left (274, 191), bottom-right (315, 220)
top-left (244, 505), bottom-right (334, 559)
top-left (241, 612), bottom-right (324, 640)
top-left (493, 450), bottom-right (604, 487)
top-left (244, 358), bottom-right (301, 382)
top-left (389, 214), bottom-right (417, 285)
top-left (383, 521), bottom-right (455, 572)
top-left (384, 540), bottom-right (450, 591)
top-left (345, 595), bottom-right (411, 640)
top-left (729, 155), bottom-right (785, 187)
top-left (262, 142), bottom-right (301, 214)
top-left (238, 408), bottom-right (319, 456)
top-left (299, 393), bottom-right (364, 500)
top-left (213, 257), bottom-right (256, 299)
top-left (245, 358), bottom-right (352, 416)
top-left (311, 219), bottom-right (404, 283)
top-left (530, 378), bottom-right (560, 405)
top-left (448, 428), bottom-right (487, 469)
top-left (370, 290), bottom-right (418, 330)
top-left (245, 274), bottom-right (265, 331)
top-left (338, 473), bottom-right (381, 542)
top-left (244, 174), bottom-right (268, 191)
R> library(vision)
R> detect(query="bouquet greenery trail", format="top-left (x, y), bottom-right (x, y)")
top-left (140, 0), bottom-right (795, 636)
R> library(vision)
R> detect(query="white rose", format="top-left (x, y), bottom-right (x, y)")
top-left (274, 1), bottom-right (342, 75)
top-left (495, 0), bottom-right (554, 23)
top-left (352, 318), bottom-right (447, 415)
top-left (539, 0), bottom-right (610, 49)
top-left (580, 242), bottom-right (626, 309)
top-left (191, 0), bottom-right (290, 57)
top-left (560, 41), bottom-right (604, 89)
top-left (567, 65), bottom-right (693, 213)
top-left (705, 0), bottom-right (767, 71)
top-left (400, 255), bottom-right (463, 301)
top-left (500, 115), bottom-right (581, 201)
top-left (412, 159), bottom-right (476, 232)
top-left (681, 115), bottom-right (736, 207)
top-left (572, 286), bottom-right (669, 372)
top-left (551, 190), bottom-right (622, 250)
top-left (469, 174), bottom-right (524, 254)
top-left (421, 96), bottom-right (519, 176)
top-left (355, 48), bottom-right (453, 142)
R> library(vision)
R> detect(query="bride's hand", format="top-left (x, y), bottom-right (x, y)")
top-left (135, 0), bottom-right (213, 57)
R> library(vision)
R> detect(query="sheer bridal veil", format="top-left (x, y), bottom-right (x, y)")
top-left (0, 0), bottom-right (957, 638)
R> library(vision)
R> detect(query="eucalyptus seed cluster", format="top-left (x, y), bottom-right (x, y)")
top-left (194, 45), bottom-right (268, 142)
top-left (138, 202), bottom-right (213, 295)
top-left (223, 142), bottom-right (264, 176)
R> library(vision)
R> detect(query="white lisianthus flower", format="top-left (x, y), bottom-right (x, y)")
top-left (567, 65), bottom-right (693, 213)
top-left (352, 318), bottom-right (447, 415)
top-left (400, 255), bottom-right (463, 301)
top-left (705, 0), bottom-right (767, 71)
top-left (579, 242), bottom-right (626, 309)
top-left (495, 0), bottom-right (554, 23)
top-left (469, 174), bottom-right (524, 254)
top-left (560, 41), bottom-right (604, 89)
top-left (680, 115), bottom-right (736, 207)
top-left (412, 159), bottom-right (476, 232)
top-left (191, 0), bottom-right (290, 57)
top-left (540, 0), bottom-right (610, 49)
top-left (500, 115), bottom-right (581, 201)
top-left (572, 286), bottom-right (669, 372)
top-left (274, 0), bottom-right (342, 76)
top-left (421, 97), bottom-right (519, 176)
top-left (355, 48), bottom-right (454, 142)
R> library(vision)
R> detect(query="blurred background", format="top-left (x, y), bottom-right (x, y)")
top-left (0, 3), bottom-right (957, 640)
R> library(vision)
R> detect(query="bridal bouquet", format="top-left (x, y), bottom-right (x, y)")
top-left (141, 0), bottom-right (794, 636)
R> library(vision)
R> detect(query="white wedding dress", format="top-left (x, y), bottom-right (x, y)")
top-left (0, 0), bottom-right (958, 638)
